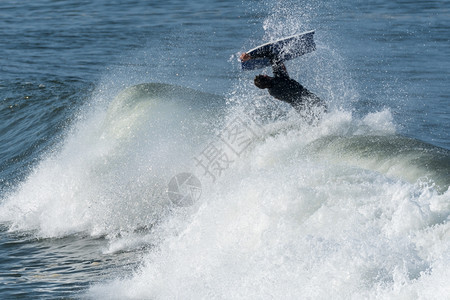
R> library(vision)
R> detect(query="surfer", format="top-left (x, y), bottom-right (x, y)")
top-left (240, 52), bottom-right (326, 117)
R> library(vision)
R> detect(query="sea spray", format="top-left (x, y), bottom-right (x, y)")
top-left (0, 84), bottom-right (226, 238)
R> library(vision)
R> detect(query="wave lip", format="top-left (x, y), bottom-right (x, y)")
top-left (306, 134), bottom-right (450, 193)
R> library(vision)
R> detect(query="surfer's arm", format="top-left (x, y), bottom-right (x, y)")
top-left (271, 59), bottom-right (289, 78)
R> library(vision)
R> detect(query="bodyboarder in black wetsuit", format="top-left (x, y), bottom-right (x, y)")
top-left (240, 52), bottom-right (326, 117)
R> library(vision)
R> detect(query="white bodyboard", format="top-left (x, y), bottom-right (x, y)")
top-left (241, 30), bottom-right (316, 71)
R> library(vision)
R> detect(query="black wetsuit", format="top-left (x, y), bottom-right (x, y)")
top-left (251, 49), bottom-right (326, 115)
top-left (268, 62), bottom-right (325, 114)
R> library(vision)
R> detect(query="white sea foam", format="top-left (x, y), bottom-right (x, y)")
top-left (87, 106), bottom-right (449, 299)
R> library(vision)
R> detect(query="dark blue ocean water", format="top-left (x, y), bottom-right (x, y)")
top-left (0, 0), bottom-right (449, 298)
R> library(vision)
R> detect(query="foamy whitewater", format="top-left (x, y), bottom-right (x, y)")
top-left (86, 102), bottom-right (449, 299)
top-left (0, 0), bottom-right (449, 299)
top-left (93, 90), bottom-right (449, 299)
